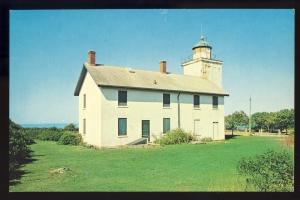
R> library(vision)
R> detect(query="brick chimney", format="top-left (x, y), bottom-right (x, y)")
top-left (160, 61), bottom-right (167, 74)
top-left (87, 50), bottom-right (96, 66)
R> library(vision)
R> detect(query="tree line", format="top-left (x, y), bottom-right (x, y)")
top-left (225, 109), bottom-right (294, 134)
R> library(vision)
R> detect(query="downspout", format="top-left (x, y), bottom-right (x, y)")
top-left (177, 92), bottom-right (181, 129)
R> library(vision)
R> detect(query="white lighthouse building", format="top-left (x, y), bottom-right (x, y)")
top-left (74, 36), bottom-right (228, 147)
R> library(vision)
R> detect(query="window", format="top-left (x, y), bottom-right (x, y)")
top-left (83, 94), bottom-right (86, 109)
top-left (213, 96), bottom-right (218, 109)
top-left (118, 118), bottom-right (127, 136)
top-left (163, 118), bottom-right (170, 133)
top-left (163, 93), bottom-right (170, 107)
top-left (83, 118), bottom-right (86, 134)
top-left (194, 95), bottom-right (200, 108)
top-left (118, 90), bottom-right (127, 106)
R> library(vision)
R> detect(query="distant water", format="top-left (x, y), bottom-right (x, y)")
top-left (21, 123), bottom-right (78, 128)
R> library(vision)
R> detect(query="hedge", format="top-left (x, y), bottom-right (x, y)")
top-left (9, 120), bottom-right (31, 179)
top-left (154, 128), bottom-right (195, 145)
top-left (57, 132), bottom-right (82, 145)
top-left (36, 129), bottom-right (64, 141)
top-left (237, 149), bottom-right (294, 191)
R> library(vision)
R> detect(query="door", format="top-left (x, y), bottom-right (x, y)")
top-left (194, 119), bottom-right (200, 138)
top-left (142, 120), bottom-right (150, 141)
top-left (213, 122), bottom-right (219, 140)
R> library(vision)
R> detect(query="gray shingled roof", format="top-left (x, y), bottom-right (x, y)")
top-left (74, 63), bottom-right (229, 96)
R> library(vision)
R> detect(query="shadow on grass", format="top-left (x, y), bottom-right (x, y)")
top-left (225, 134), bottom-right (240, 140)
top-left (9, 149), bottom-right (44, 187)
top-left (9, 169), bottom-right (28, 186)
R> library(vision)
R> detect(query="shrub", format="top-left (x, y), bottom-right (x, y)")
top-left (64, 123), bottom-right (78, 131)
top-left (154, 128), bottom-right (194, 145)
top-left (57, 132), bottom-right (82, 145)
top-left (23, 128), bottom-right (40, 141)
top-left (237, 149), bottom-right (294, 191)
top-left (19, 128), bottom-right (35, 145)
top-left (200, 137), bottom-right (213, 143)
top-left (49, 126), bottom-right (59, 131)
top-left (37, 129), bottom-right (63, 141)
top-left (9, 119), bottom-right (31, 179)
top-left (82, 142), bottom-right (99, 149)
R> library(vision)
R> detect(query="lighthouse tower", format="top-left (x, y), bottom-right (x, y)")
top-left (181, 35), bottom-right (223, 87)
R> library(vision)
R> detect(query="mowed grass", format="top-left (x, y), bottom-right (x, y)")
top-left (9, 136), bottom-right (292, 192)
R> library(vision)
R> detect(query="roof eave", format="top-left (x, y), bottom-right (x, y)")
top-left (192, 45), bottom-right (212, 50)
top-left (98, 84), bottom-right (229, 96)
top-left (201, 58), bottom-right (223, 64)
top-left (74, 65), bottom-right (87, 96)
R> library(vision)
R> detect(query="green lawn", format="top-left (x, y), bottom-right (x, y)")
top-left (9, 135), bottom-right (292, 192)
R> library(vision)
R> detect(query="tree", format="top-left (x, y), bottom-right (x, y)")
top-left (225, 115), bottom-right (235, 135)
top-left (288, 109), bottom-right (295, 129)
top-left (9, 119), bottom-right (23, 130)
top-left (229, 109), bottom-right (294, 134)
top-left (274, 109), bottom-right (294, 134)
top-left (64, 123), bottom-right (78, 131)
top-left (225, 111), bottom-right (248, 135)
top-left (251, 112), bottom-right (269, 132)
top-left (9, 119), bottom-right (31, 179)
top-left (265, 112), bottom-right (276, 133)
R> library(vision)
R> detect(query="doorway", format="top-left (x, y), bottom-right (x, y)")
top-left (194, 119), bottom-right (201, 138)
top-left (213, 122), bottom-right (219, 139)
top-left (142, 120), bottom-right (150, 141)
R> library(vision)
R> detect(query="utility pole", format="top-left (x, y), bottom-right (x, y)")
top-left (249, 97), bottom-right (252, 133)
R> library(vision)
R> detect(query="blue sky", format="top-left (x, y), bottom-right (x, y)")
top-left (10, 9), bottom-right (294, 124)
